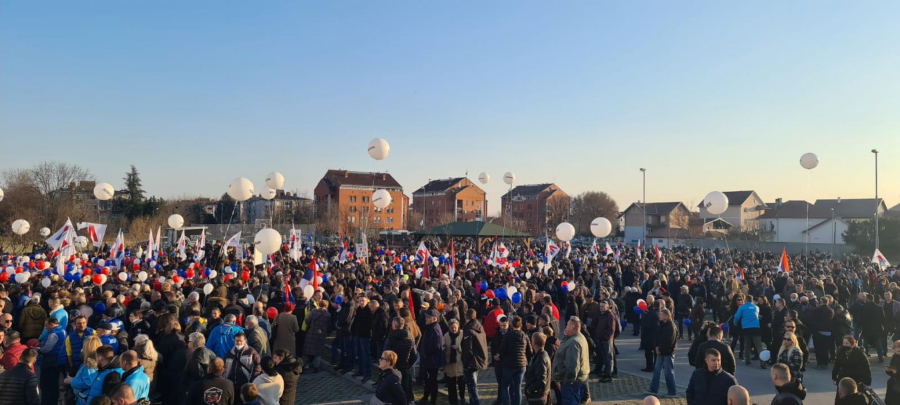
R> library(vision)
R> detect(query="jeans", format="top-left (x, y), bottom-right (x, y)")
top-left (500, 366), bottom-right (525, 405)
top-left (356, 337), bottom-right (372, 377)
top-left (464, 369), bottom-right (480, 405)
top-left (743, 328), bottom-right (766, 366)
top-left (650, 353), bottom-right (676, 395)
top-left (561, 382), bottom-right (585, 405)
top-left (596, 340), bottom-right (613, 375)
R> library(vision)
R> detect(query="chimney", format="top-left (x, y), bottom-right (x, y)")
top-left (775, 198), bottom-right (782, 208)
top-left (382, 173), bottom-right (386, 181)
top-left (344, 171), bottom-right (349, 178)
top-left (837, 197), bottom-right (841, 204)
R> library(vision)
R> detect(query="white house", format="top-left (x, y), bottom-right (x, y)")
top-left (814, 198), bottom-right (887, 222)
top-left (758, 200), bottom-right (848, 244)
top-left (698, 190), bottom-right (768, 231)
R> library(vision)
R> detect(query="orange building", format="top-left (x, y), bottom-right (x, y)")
top-left (412, 177), bottom-right (487, 227)
top-left (500, 183), bottom-right (567, 236)
top-left (314, 170), bottom-right (409, 233)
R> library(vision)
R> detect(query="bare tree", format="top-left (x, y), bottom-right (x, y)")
top-left (568, 191), bottom-right (619, 236)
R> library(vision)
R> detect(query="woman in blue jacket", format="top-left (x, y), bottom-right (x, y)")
top-left (86, 345), bottom-right (123, 404)
top-left (65, 336), bottom-right (101, 405)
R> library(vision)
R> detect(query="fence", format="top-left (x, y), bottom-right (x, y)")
top-left (667, 239), bottom-right (856, 257)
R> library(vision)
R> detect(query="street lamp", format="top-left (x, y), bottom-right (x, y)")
top-left (872, 149), bottom-right (880, 250)
top-left (640, 168), bottom-right (646, 246)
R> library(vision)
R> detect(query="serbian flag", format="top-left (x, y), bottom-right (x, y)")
top-left (779, 248), bottom-right (790, 273)
top-left (544, 240), bottom-right (560, 274)
top-left (76, 222), bottom-right (107, 248)
top-left (194, 229), bottom-right (206, 261)
top-left (289, 228), bottom-right (301, 261)
top-left (46, 218), bottom-right (74, 250)
top-left (147, 229), bottom-right (155, 259)
top-left (156, 227), bottom-right (162, 258)
top-left (111, 230), bottom-right (126, 267)
top-left (637, 240), bottom-right (642, 259)
top-left (284, 275), bottom-right (295, 306)
top-left (604, 242), bottom-right (612, 257)
top-left (416, 241), bottom-right (430, 278)
top-left (564, 241), bottom-right (572, 259)
top-left (408, 289), bottom-right (416, 320)
top-left (177, 230), bottom-right (187, 260)
top-left (303, 260), bottom-right (320, 290)
top-left (338, 232), bottom-right (349, 264)
top-left (449, 241), bottom-right (456, 279)
top-left (735, 264), bottom-right (745, 280)
top-left (614, 245), bottom-right (620, 263)
top-left (655, 244), bottom-right (661, 263)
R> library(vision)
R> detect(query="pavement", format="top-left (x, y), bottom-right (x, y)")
top-left (296, 332), bottom-right (892, 404)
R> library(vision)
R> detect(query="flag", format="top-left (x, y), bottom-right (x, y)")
top-left (408, 289), bottom-right (416, 320)
top-left (416, 241), bottom-right (430, 278)
top-left (304, 260), bottom-right (320, 291)
top-left (284, 275), bottom-right (295, 306)
top-left (490, 237), bottom-right (500, 264)
top-left (156, 227), bottom-right (162, 258)
top-left (194, 229), bottom-right (206, 261)
top-left (779, 248), bottom-right (790, 273)
top-left (637, 240), bottom-right (642, 259)
top-left (605, 242), bottom-right (612, 257)
top-left (735, 264), bottom-right (745, 280)
top-left (590, 239), bottom-right (599, 257)
top-left (338, 232), bottom-right (349, 264)
top-left (873, 249), bottom-right (891, 270)
top-left (289, 228), bottom-right (301, 261)
top-left (614, 245), bottom-right (620, 263)
top-left (253, 246), bottom-right (263, 266)
top-left (111, 230), bottom-right (126, 267)
top-left (59, 227), bottom-right (76, 259)
top-left (655, 244), bottom-right (661, 263)
top-left (544, 240), bottom-right (560, 274)
top-left (46, 218), bottom-right (74, 250)
top-left (147, 230), bottom-right (155, 259)
top-left (359, 233), bottom-right (369, 259)
top-left (499, 242), bottom-right (509, 258)
top-left (449, 241), bottom-right (456, 279)
top-left (225, 232), bottom-right (242, 248)
top-left (177, 230), bottom-right (187, 260)
top-left (76, 222), bottom-right (107, 248)
top-left (564, 241), bottom-right (571, 259)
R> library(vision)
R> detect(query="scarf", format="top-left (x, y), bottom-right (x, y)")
top-left (449, 330), bottom-right (461, 364)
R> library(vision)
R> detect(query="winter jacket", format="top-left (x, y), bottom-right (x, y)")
top-left (695, 339), bottom-right (736, 375)
top-left (443, 331), bottom-right (464, 377)
top-left (832, 346), bottom-right (871, 385)
top-left (184, 346), bottom-right (217, 389)
top-left (184, 375), bottom-right (234, 405)
top-left (87, 366), bottom-right (123, 404)
top-left (351, 307), bottom-right (374, 338)
top-left (777, 348), bottom-right (804, 382)
top-left (374, 368), bottom-right (406, 405)
top-left (301, 308), bottom-right (330, 357)
top-left (275, 356), bottom-right (302, 405)
top-left (122, 365), bottom-right (150, 401)
top-left (0, 343), bottom-right (28, 372)
top-left (251, 373), bottom-right (284, 405)
top-left (461, 320), bottom-right (488, 371)
top-left (685, 367), bottom-right (737, 405)
top-left (0, 363), bottom-right (39, 405)
top-left (384, 328), bottom-right (415, 370)
top-left (18, 303), bottom-right (47, 342)
top-left (272, 312), bottom-right (299, 356)
top-left (770, 380), bottom-right (807, 405)
top-left (639, 310), bottom-right (659, 350)
top-left (224, 346), bottom-right (261, 390)
top-left (656, 319), bottom-right (678, 356)
top-left (499, 329), bottom-right (531, 369)
top-left (524, 350), bottom-right (551, 401)
top-left (418, 321), bottom-right (445, 370)
top-left (70, 364), bottom-right (97, 405)
top-left (206, 322), bottom-right (244, 358)
top-left (734, 302), bottom-right (761, 330)
top-left (836, 392), bottom-right (871, 405)
top-left (592, 310), bottom-right (617, 342)
top-left (551, 332), bottom-right (590, 384)
top-left (246, 326), bottom-right (269, 358)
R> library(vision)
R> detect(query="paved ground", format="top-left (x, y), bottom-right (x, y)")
top-left (296, 332), bottom-right (892, 404)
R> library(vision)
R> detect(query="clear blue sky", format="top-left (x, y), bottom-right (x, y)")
top-left (2, 1), bottom-right (899, 214)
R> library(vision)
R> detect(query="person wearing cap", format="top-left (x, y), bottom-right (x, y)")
top-left (490, 314), bottom-right (510, 402)
top-left (418, 309), bottom-right (445, 405)
top-left (96, 323), bottom-right (120, 355)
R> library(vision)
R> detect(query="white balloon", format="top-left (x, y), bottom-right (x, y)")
top-left (503, 172), bottom-right (516, 185)
top-left (208, 270), bottom-right (217, 279)
top-left (100, 274), bottom-right (108, 285)
top-left (800, 152), bottom-right (819, 170)
top-left (525, 271), bottom-right (532, 279)
top-left (227, 177), bottom-right (255, 202)
top-left (478, 172), bottom-right (490, 184)
top-left (558, 269), bottom-right (564, 275)
top-left (203, 284), bottom-right (214, 295)
top-left (118, 272), bottom-right (128, 282)
top-left (93, 183), bottom-right (115, 201)
top-left (590, 217), bottom-right (612, 238)
top-left (260, 186), bottom-right (277, 200)
top-left (39, 227), bottom-right (50, 237)
top-left (15, 273), bottom-right (29, 283)
top-left (703, 191), bottom-right (729, 216)
top-left (537, 262), bottom-right (545, 270)
top-left (75, 236), bottom-right (89, 249)
top-left (299, 278), bottom-right (309, 289)
top-left (302, 285), bottom-right (315, 298)
top-left (253, 228), bottom-right (282, 255)
top-left (367, 138), bottom-right (391, 160)
top-left (168, 214), bottom-right (184, 229)
top-left (158, 276), bottom-right (165, 284)
top-left (507, 286), bottom-right (518, 296)
top-left (372, 189), bottom-right (392, 209)
top-left (0, 187), bottom-right (4, 202)
top-left (759, 350), bottom-right (771, 362)
top-left (432, 257), bottom-right (439, 267)
top-left (138, 271), bottom-right (148, 282)
top-left (41, 278), bottom-right (51, 288)
top-left (556, 222), bottom-right (575, 242)
top-left (265, 172), bottom-right (285, 190)
top-left (42, 262), bottom-right (50, 270)
top-left (11, 219), bottom-right (30, 235)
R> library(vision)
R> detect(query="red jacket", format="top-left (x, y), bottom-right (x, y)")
top-left (483, 308), bottom-right (504, 340)
top-left (0, 343), bottom-right (32, 372)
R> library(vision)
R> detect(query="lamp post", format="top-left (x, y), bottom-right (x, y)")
top-left (872, 149), bottom-right (880, 250)
top-left (640, 168), bottom-right (646, 246)
top-left (831, 208), bottom-right (835, 257)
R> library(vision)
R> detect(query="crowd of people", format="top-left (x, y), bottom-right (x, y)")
top-left (0, 233), bottom-right (896, 405)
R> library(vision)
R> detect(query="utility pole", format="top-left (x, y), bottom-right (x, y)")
top-left (872, 149), bottom-right (880, 249)
top-left (640, 168), bottom-right (646, 246)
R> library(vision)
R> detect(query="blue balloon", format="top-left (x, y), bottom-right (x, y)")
top-left (496, 288), bottom-right (508, 300)
top-left (322, 274), bottom-right (329, 284)
top-left (336, 296), bottom-right (344, 305)
top-left (95, 303), bottom-right (106, 314)
top-left (621, 320), bottom-right (628, 328)
top-left (720, 323), bottom-right (729, 332)
top-left (634, 305), bottom-right (643, 315)
top-left (683, 319), bottom-right (692, 327)
top-left (511, 292), bottom-right (522, 305)
top-left (480, 281), bottom-right (488, 291)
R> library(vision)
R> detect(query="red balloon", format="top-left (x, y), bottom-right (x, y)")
top-left (69, 255), bottom-right (76, 262)
top-left (638, 300), bottom-right (648, 311)
top-left (266, 307), bottom-right (278, 319)
top-left (394, 257), bottom-right (400, 263)
top-left (104, 267), bottom-right (112, 275)
top-left (92, 274), bottom-right (102, 285)
top-left (224, 274), bottom-right (232, 282)
top-left (28, 262), bottom-right (34, 269)
top-left (186, 269), bottom-right (195, 278)
top-left (241, 271), bottom-right (250, 281)
top-left (15, 267), bottom-right (23, 274)
top-left (0, 273), bottom-right (8, 282)
top-left (486, 290), bottom-right (496, 299)
top-left (172, 275), bottom-right (181, 284)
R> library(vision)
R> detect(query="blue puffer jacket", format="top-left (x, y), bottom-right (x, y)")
top-left (87, 366), bottom-right (123, 404)
top-left (734, 302), bottom-right (760, 329)
top-left (207, 322), bottom-right (245, 358)
top-left (70, 365), bottom-right (97, 405)
top-left (122, 365), bottom-right (150, 401)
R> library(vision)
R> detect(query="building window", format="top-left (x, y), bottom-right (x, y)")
top-left (349, 196), bottom-right (357, 203)
top-left (374, 217), bottom-right (381, 223)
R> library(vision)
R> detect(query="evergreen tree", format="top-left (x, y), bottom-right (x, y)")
top-left (121, 165), bottom-right (146, 221)
top-left (216, 193), bottom-right (237, 224)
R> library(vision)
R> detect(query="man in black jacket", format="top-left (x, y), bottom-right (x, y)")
top-left (383, 317), bottom-right (415, 402)
top-left (185, 357), bottom-right (234, 405)
top-left (640, 300), bottom-right (660, 372)
top-left (694, 326), bottom-right (736, 375)
top-left (685, 349), bottom-right (737, 405)
top-left (461, 310), bottom-right (487, 405)
top-left (350, 296), bottom-right (373, 379)
top-left (0, 348), bottom-right (39, 405)
top-left (498, 316), bottom-right (531, 405)
top-left (647, 308), bottom-right (677, 398)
